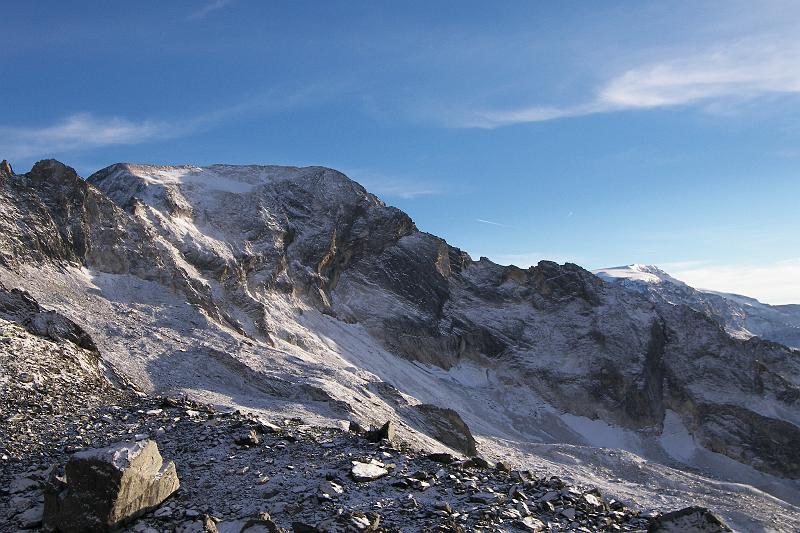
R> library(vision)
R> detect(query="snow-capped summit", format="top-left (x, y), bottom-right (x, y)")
top-left (594, 264), bottom-right (685, 286)
top-left (593, 264), bottom-right (800, 348)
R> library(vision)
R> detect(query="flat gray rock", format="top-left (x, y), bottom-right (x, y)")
top-left (350, 461), bottom-right (388, 482)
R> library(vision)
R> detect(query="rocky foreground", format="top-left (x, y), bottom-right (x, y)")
top-left (0, 296), bottom-right (730, 532)
top-left (2, 395), bottom-right (729, 533)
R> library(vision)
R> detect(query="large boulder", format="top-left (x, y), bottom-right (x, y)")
top-left (43, 440), bottom-right (179, 532)
top-left (365, 421), bottom-right (396, 444)
top-left (411, 404), bottom-right (477, 456)
top-left (648, 506), bottom-right (732, 532)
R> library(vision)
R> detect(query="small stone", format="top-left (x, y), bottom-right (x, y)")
top-left (17, 504), bottom-right (44, 529)
top-left (519, 516), bottom-right (545, 531)
top-left (413, 479), bottom-right (431, 491)
top-left (234, 429), bottom-right (260, 446)
top-left (351, 515), bottom-right (371, 530)
top-left (351, 461), bottom-right (388, 482)
top-left (10, 495), bottom-right (34, 513)
top-left (154, 506), bottom-right (173, 518)
top-left (241, 514), bottom-right (282, 533)
top-left (465, 456), bottom-right (491, 469)
top-left (292, 522), bottom-right (323, 533)
top-left (561, 507), bottom-right (576, 520)
top-left (201, 514), bottom-right (220, 533)
top-left (583, 492), bottom-right (602, 508)
top-left (468, 492), bottom-right (497, 504)
top-left (9, 475), bottom-right (38, 494)
top-left (256, 418), bottom-right (281, 433)
top-left (517, 501), bottom-right (531, 517)
top-left (538, 491), bottom-right (559, 502)
top-left (427, 452), bottom-right (455, 464)
top-left (320, 480), bottom-right (344, 498)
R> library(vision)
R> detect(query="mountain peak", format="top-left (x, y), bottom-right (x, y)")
top-left (592, 263), bottom-right (682, 285)
top-left (629, 263), bottom-right (668, 275)
top-left (27, 159), bottom-right (82, 184)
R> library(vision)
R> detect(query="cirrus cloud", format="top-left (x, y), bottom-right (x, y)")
top-left (462, 37), bottom-right (800, 128)
top-left (0, 113), bottom-right (174, 159)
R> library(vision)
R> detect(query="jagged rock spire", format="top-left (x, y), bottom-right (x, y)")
top-left (0, 159), bottom-right (13, 178)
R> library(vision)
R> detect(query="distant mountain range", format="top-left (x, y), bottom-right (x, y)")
top-left (593, 264), bottom-right (800, 349)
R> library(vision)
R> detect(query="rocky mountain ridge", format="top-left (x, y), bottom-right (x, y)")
top-left (1, 159), bottom-right (799, 531)
top-left (593, 264), bottom-right (800, 349)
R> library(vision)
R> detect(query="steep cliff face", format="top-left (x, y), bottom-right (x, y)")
top-left (2, 160), bottom-right (799, 491)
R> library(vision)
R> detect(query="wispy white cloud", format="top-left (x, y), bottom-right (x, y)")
top-left (0, 113), bottom-right (174, 159)
top-left (1, 83), bottom-right (348, 161)
top-left (461, 102), bottom-right (607, 129)
top-left (600, 40), bottom-right (800, 108)
top-left (187, 0), bottom-right (234, 21)
top-left (461, 37), bottom-right (800, 128)
top-left (670, 258), bottom-right (800, 305)
top-left (476, 218), bottom-right (506, 227)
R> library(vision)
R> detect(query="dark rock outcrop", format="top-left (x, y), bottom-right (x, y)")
top-left (365, 421), bottom-right (396, 444)
top-left (0, 283), bottom-right (96, 351)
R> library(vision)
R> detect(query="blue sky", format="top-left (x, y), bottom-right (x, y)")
top-left (2, 1), bottom-right (799, 303)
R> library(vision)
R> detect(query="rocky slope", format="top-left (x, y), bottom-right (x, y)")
top-left (1, 159), bottom-right (799, 531)
top-left (593, 264), bottom-right (800, 349)
top-left (0, 287), bottom-right (675, 532)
